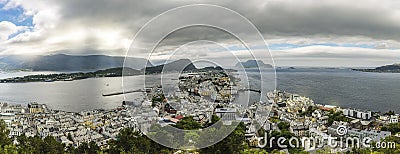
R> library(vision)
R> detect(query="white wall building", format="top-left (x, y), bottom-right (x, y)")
top-left (343, 108), bottom-right (371, 120)
top-left (389, 115), bottom-right (399, 123)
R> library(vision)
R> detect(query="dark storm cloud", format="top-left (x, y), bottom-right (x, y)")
top-left (54, 0), bottom-right (400, 47)
top-left (2, 0), bottom-right (400, 61)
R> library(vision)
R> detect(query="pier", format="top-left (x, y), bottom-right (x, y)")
top-left (102, 89), bottom-right (145, 97)
top-left (238, 88), bottom-right (261, 93)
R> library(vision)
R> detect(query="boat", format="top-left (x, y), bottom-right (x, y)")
top-left (64, 78), bottom-right (74, 81)
top-left (44, 79), bottom-right (54, 82)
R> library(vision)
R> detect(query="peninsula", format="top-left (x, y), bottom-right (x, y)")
top-left (353, 63), bottom-right (400, 73)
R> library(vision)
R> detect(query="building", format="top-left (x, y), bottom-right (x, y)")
top-left (349, 119), bottom-right (372, 130)
top-left (389, 115), bottom-right (398, 123)
top-left (28, 103), bottom-right (46, 113)
top-left (290, 122), bottom-right (309, 137)
top-left (308, 128), bottom-right (330, 150)
top-left (276, 101), bottom-right (286, 107)
top-left (343, 108), bottom-right (371, 120)
top-left (0, 113), bottom-right (15, 125)
top-left (215, 108), bottom-right (237, 121)
top-left (347, 129), bottom-right (391, 142)
top-left (328, 124), bottom-right (390, 142)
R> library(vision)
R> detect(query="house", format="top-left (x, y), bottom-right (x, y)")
top-left (0, 113), bottom-right (15, 125)
top-left (389, 115), bottom-right (398, 123)
top-left (312, 110), bottom-right (322, 118)
top-left (350, 119), bottom-right (372, 130)
top-left (290, 122), bottom-right (309, 137)
top-left (379, 115), bottom-right (389, 121)
top-left (215, 108), bottom-right (236, 121)
top-left (318, 116), bottom-right (329, 125)
top-left (247, 135), bottom-right (259, 147)
top-left (60, 136), bottom-right (73, 146)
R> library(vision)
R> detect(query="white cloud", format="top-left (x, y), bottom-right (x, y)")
top-left (271, 46), bottom-right (400, 67)
top-left (0, 21), bottom-right (26, 41)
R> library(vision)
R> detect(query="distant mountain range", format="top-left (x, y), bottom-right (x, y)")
top-left (142, 59), bottom-right (197, 74)
top-left (235, 60), bottom-right (272, 68)
top-left (353, 64), bottom-right (400, 73)
top-left (94, 67), bottom-right (142, 76)
top-left (0, 54), bottom-right (235, 76)
top-left (0, 54), bottom-right (153, 71)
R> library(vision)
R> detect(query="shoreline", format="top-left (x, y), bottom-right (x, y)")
top-left (0, 90), bottom-right (394, 115)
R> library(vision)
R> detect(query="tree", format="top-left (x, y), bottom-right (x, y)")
top-left (107, 127), bottom-right (171, 154)
top-left (269, 116), bottom-right (281, 123)
top-left (42, 136), bottom-right (65, 154)
top-left (316, 147), bottom-right (333, 154)
top-left (382, 123), bottom-right (400, 134)
top-left (211, 114), bottom-right (221, 125)
top-left (299, 106), bottom-right (317, 116)
top-left (67, 133), bottom-right (74, 142)
top-left (184, 131), bottom-right (200, 147)
top-left (241, 148), bottom-right (269, 154)
top-left (201, 122), bottom-right (247, 154)
top-left (0, 120), bottom-right (11, 148)
top-left (0, 144), bottom-right (18, 154)
top-left (15, 135), bottom-right (36, 153)
top-left (384, 110), bottom-right (395, 116)
top-left (327, 111), bottom-right (351, 126)
top-left (204, 114), bottom-right (221, 127)
top-left (277, 122), bottom-right (290, 131)
top-left (74, 141), bottom-right (100, 154)
top-left (216, 104), bottom-right (224, 108)
top-left (174, 116), bottom-right (202, 130)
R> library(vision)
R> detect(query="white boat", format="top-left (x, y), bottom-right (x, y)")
top-left (64, 78), bottom-right (74, 81)
top-left (44, 79), bottom-right (54, 82)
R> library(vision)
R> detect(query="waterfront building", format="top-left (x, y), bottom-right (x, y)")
top-left (28, 102), bottom-right (46, 113)
top-left (389, 115), bottom-right (399, 123)
top-left (343, 108), bottom-right (371, 120)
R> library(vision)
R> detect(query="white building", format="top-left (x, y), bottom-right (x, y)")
top-left (389, 115), bottom-right (398, 123)
top-left (343, 108), bottom-right (371, 120)
top-left (215, 108), bottom-right (237, 125)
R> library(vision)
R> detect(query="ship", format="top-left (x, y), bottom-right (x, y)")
top-left (44, 79), bottom-right (54, 82)
top-left (64, 78), bottom-right (74, 81)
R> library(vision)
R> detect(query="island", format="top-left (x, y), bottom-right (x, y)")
top-left (0, 67), bottom-right (141, 83)
top-left (235, 60), bottom-right (272, 68)
top-left (0, 59), bottom-right (236, 83)
top-left (353, 63), bottom-right (400, 73)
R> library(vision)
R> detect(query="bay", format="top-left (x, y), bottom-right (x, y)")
top-left (0, 68), bottom-right (399, 113)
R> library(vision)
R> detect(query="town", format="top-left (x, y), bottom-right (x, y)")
top-left (1, 70), bottom-right (399, 153)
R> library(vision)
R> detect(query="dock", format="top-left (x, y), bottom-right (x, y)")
top-left (238, 88), bottom-right (261, 93)
top-left (102, 89), bottom-right (145, 97)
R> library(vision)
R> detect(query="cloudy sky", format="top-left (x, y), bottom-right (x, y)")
top-left (1, 0), bottom-right (400, 67)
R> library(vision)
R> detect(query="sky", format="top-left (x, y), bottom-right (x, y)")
top-left (1, 0), bottom-right (400, 67)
